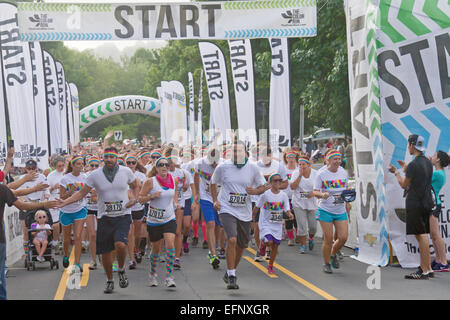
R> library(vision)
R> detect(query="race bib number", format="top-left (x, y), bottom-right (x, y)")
top-left (148, 207), bottom-right (165, 222)
top-left (269, 212), bottom-right (283, 223)
top-left (177, 187), bottom-right (183, 201)
top-left (104, 201), bottom-right (123, 215)
top-left (299, 192), bottom-right (309, 199)
top-left (332, 194), bottom-right (344, 205)
top-left (228, 193), bottom-right (247, 207)
top-left (205, 183), bottom-right (210, 194)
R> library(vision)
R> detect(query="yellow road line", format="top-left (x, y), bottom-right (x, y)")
top-left (54, 248), bottom-right (75, 300)
top-left (80, 264), bottom-right (90, 287)
top-left (246, 248), bottom-right (337, 300)
top-left (243, 256), bottom-right (278, 278)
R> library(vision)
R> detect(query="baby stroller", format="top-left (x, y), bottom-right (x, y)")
top-left (24, 209), bottom-right (59, 271)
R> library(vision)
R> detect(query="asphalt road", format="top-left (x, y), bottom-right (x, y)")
top-left (5, 235), bottom-right (450, 301)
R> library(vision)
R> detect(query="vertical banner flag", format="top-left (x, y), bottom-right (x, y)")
top-left (0, 3), bottom-right (37, 167)
top-left (197, 69), bottom-right (204, 145)
top-left (156, 86), bottom-right (166, 144)
top-left (66, 81), bottom-right (75, 146)
top-left (375, 0), bottom-right (450, 266)
top-left (344, 0), bottom-right (388, 267)
top-left (188, 72), bottom-right (195, 144)
top-left (69, 83), bottom-right (80, 145)
top-left (170, 80), bottom-right (188, 145)
top-left (198, 42), bottom-right (232, 139)
top-left (55, 61), bottom-right (68, 153)
top-left (43, 50), bottom-right (62, 155)
top-left (29, 41), bottom-right (49, 170)
top-left (269, 38), bottom-right (291, 155)
top-left (0, 61), bottom-right (7, 165)
top-left (228, 39), bottom-right (257, 146)
top-left (161, 81), bottom-right (173, 143)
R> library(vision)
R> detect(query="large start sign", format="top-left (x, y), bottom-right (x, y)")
top-left (17, 1), bottom-right (317, 41)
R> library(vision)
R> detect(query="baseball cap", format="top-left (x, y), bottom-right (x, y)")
top-left (408, 134), bottom-right (425, 152)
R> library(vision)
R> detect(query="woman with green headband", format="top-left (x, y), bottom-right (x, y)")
top-left (59, 155), bottom-right (88, 272)
top-left (312, 150), bottom-right (351, 274)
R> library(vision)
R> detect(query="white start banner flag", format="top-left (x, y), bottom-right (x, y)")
top-left (0, 55), bottom-right (7, 166)
top-left (169, 80), bottom-right (188, 145)
top-left (17, 1), bottom-right (317, 41)
top-left (66, 81), bottom-right (75, 146)
top-left (55, 61), bottom-right (68, 153)
top-left (199, 41), bottom-right (231, 139)
top-left (188, 72), bottom-right (195, 144)
top-left (269, 38), bottom-right (291, 155)
top-left (197, 69), bottom-right (203, 144)
top-left (69, 83), bottom-right (80, 145)
top-left (0, 2), bottom-right (38, 167)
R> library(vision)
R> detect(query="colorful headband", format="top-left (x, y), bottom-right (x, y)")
top-left (118, 158), bottom-right (125, 165)
top-left (286, 152), bottom-right (297, 158)
top-left (298, 158), bottom-right (311, 165)
top-left (104, 151), bottom-right (118, 158)
top-left (327, 152), bottom-right (342, 160)
top-left (155, 157), bottom-right (169, 166)
top-left (268, 173), bottom-right (281, 182)
top-left (126, 156), bottom-right (138, 162)
top-left (139, 152), bottom-right (151, 158)
top-left (167, 155), bottom-right (178, 161)
top-left (88, 157), bottom-right (100, 164)
top-left (71, 156), bottom-right (83, 165)
top-left (151, 150), bottom-right (162, 155)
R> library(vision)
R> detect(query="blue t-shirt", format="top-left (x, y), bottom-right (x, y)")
top-left (431, 170), bottom-right (446, 205)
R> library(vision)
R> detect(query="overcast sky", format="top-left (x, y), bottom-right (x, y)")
top-left (46, 0), bottom-right (188, 53)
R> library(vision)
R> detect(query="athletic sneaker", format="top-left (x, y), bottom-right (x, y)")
top-left (287, 239), bottom-right (294, 246)
top-left (89, 261), bottom-right (97, 270)
top-left (218, 249), bottom-right (226, 260)
top-left (202, 240), bottom-right (208, 249)
top-left (300, 245), bottom-right (306, 254)
top-left (337, 250), bottom-right (344, 261)
top-left (254, 252), bottom-right (263, 262)
top-left (183, 242), bottom-right (189, 254)
top-left (330, 254), bottom-right (340, 269)
top-left (267, 265), bottom-right (275, 275)
top-left (148, 273), bottom-right (158, 287)
top-left (323, 263), bottom-right (333, 274)
top-left (223, 272), bottom-right (229, 284)
top-left (308, 238), bottom-right (314, 251)
top-left (104, 280), bottom-right (114, 294)
top-left (112, 263), bottom-right (118, 272)
top-left (135, 252), bottom-right (142, 264)
top-left (210, 255), bottom-right (220, 269)
top-left (192, 237), bottom-right (199, 247)
top-left (405, 268), bottom-right (429, 280)
top-left (418, 267), bottom-right (434, 278)
top-left (37, 256), bottom-right (45, 262)
top-left (63, 256), bottom-right (69, 268)
top-left (174, 258), bottom-right (181, 270)
top-left (128, 260), bottom-right (137, 270)
top-left (265, 249), bottom-right (271, 260)
top-left (432, 263), bottom-right (450, 272)
top-left (227, 275), bottom-right (239, 289)
top-left (118, 270), bottom-right (129, 288)
top-left (165, 277), bottom-right (176, 287)
top-left (74, 263), bottom-right (83, 273)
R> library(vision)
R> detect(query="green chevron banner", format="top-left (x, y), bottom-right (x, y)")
top-left (18, 1), bottom-right (317, 41)
top-left (346, 0), bottom-right (450, 268)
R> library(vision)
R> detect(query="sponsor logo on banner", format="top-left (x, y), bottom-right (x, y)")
top-left (281, 9), bottom-right (305, 26)
top-left (28, 14), bottom-right (54, 30)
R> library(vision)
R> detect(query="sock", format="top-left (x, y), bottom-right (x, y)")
top-left (183, 235), bottom-right (188, 243)
top-left (286, 230), bottom-right (294, 240)
top-left (202, 221), bottom-right (207, 241)
top-left (165, 248), bottom-right (175, 278)
top-left (150, 253), bottom-right (159, 275)
top-left (192, 221), bottom-right (199, 238)
top-left (140, 237), bottom-right (147, 251)
top-left (227, 269), bottom-right (236, 277)
top-left (23, 242), bottom-right (29, 253)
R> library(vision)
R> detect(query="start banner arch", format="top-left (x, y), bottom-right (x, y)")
top-left (79, 95), bottom-right (160, 132)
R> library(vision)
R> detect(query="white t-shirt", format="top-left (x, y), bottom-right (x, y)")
top-left (195, 157), bottom-right (221, 203)
top-left (254, 160), bottom-right (287, 203)
top-left (181, 161), bottom-right (196, 201)
top-left (290, 169), bottom-right (318, 210)
top-left (130, 171), bottom-right (147, 211)
top-left (314, 166), bottom-right (348, 214)
top-left (18, 173), bottom-right (49, 202)
top-left (60, 173), bottom-right (87, 213)
top-left (170, 167), bottom-right (191, 205)
top-left (211, 159), bottom-right (266, 222)
top-left (147, 176), bottom-right (176, 226)
top-left (46, 170), bottom-right (64, 200)
top-left (257, 189), bottom-right (291, 241)
top-left (285, 168), bottom-right (296, 200)
top-left (86, 166), bottom-right (136, 219)
top-left (31, 223), bottom-right (52, 241)
top-left (85, 171), bottom-right (98, 211)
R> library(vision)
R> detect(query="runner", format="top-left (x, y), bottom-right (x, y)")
top-left (58, 155), bottom-right (88, 272)
top-left (211, 140), bottom-right (267, 289)
top-left (58, 147), bottom-right (139, 293)
top-left (194, 147), bottom-right (222, 269)
top-left (283, 150), bottom-right (299, 246)
top-left (313, 150), bottom-right (351, 274)
top-left (138, 157), bottom-right (181, 288)
top-left (253, 173), bottom-right (294, 274)
top-left (126, 154), bottom-right (147, 269)
top-left (290, 156), bottom-right (318, 254)
top-left (46, 156), bottom-right (66, 255)
top-left (85, 156), bottom-right (101, 270)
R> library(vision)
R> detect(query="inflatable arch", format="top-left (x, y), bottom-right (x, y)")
top-left (79, 95), bottom-right (160, 132)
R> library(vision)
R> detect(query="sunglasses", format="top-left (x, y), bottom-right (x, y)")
top-left (37, 216), bottom-right (46, 219)
top-left (151, 156), bottom-right (160, 159)
top-left (157, 163), bottom-right (170, 168)
top-left (90, 164), bottom-right (99, 168)
top-left (126, 161), bottom-right (137, 165)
